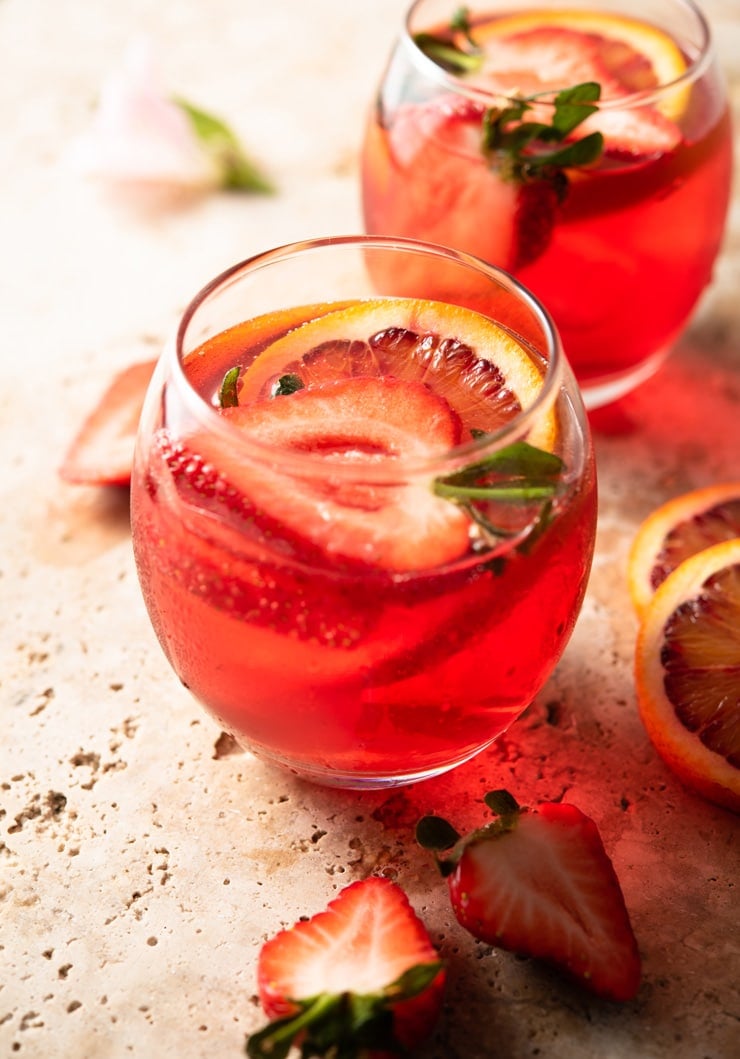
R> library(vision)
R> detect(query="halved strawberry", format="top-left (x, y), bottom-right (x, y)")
top-left (59, 359), bottom-right (157, 485)
top-left (248, 877), bottom-right (445, 1058)
top-left (193, 375), bottom-right (472, 572)
top-left (418, 790), bottom-right (641, 1002)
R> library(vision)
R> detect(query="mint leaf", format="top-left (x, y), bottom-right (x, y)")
top-left (531, 131), bottom-right (604, 171)
top-left (551, 81), bottom-right (601, 135)
top-left (218, 365), bottom-right (240, 408)
top-left (434, 440), bottom-right (563, 500)
top-left (482, 81), bottom-right (604, 190)
top-left (450, 6), bottom-right (478, 48)
top-left (413, 32), bottom-right (484, 73)
top-left (413, 6), bottom-right (483, 74)
top-left (434, 440), bottom-right (564, 546)
top-left (174, 97), bottom-right (273, 193)
top-left (271, 373), bottom-right (305, 396)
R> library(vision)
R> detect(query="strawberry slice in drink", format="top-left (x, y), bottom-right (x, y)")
top-left (186, 296), bottom-right (554, 573)
top-left (248, 877), bottom-right (445, 1058)
top-left (200, 375), bottom-right (471, 572)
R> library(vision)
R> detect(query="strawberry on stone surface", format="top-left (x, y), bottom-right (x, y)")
top-left (248, 877), bottom-right (445, 1059)
top-left (59, 359), bottom-right (156, 485)
top-left (417, 790), bottom-right (642, 1002)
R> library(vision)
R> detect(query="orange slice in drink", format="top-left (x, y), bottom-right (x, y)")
top-left (628, 483), bottom-right (740, 616)
top-left (183, 301), bottom-right (352, 394)
top-left (237, 298), bottom-right (557, 450)
top-left (470, 9), bottom-right (688, 122)
top-left (634, 539), bottom-right (740, 813)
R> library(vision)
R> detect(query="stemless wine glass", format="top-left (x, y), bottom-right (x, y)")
top-left (361, 0), bottom-right (732, 408)
top-left (131, 236), bottom-right (596, 789)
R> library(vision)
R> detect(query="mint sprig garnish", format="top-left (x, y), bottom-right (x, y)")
top-left (434, 440), bottom-right (563, 503)
top-left (434, 440), bottom-right (563, 542)
top-left (413, 9), bottom-right (604, 190)
top-left (413, 6), bottom-right (484, 74)
top-left (482, 82), bottom-right (604, 190)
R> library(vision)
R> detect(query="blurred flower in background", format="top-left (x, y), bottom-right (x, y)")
top-left (68, 39), bottom-right (273, 199)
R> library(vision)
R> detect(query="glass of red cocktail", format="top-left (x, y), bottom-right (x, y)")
top-left (131, 236), bottom-right (596, 788)
top-left (361, 0), bottom-right (732, 408)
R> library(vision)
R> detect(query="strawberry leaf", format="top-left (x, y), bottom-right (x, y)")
top-left (450, 6), bottom-right (477, 46)
top-left (416, 814), bottom-right (462, 853)
top-left (246, 963), bottom-right (443, 1058)
top-left (484, 789), bottom-right (521, 816)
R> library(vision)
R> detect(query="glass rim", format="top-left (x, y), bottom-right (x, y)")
top-left (403, 0), bottom-right (713, 110)
top-left (169, 234), bottom-right (566, 483)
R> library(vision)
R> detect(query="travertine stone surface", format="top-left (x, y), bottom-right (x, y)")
top-left (1, 2), bottom-right (738, 1057)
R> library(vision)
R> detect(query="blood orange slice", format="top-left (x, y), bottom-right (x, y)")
top-left (628, 483), bottom-right (740, 616)
top-left (236, 298), bottom-right (556, 449)
top-left (471, 9), bottom-right (688, 117)
top-left (634, 538), bottom-right (740, 813)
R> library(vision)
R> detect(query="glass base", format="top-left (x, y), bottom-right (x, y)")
top-left (580, 347), bottom-right (669, 411)
top-left (245, 740), bottom-right (496, 790)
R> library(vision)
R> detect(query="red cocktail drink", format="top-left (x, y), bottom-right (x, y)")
top-left (362, 0), bottom-right (732, 407)
top-left (131, 237), bottom-right (596, 787)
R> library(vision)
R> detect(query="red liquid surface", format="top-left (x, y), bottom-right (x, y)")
top-left (131, 306), bottom-right (596, 783)
top-left (361, 13), bottom-right (733, 388)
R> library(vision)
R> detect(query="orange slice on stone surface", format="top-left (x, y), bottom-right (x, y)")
top-left (236, 298), bottom-right (557, 450)
top-left (470, 9), bottom-right (689, 120)
top-left (628, 483), bottom-right (740, 616)
top-left (634, 538), bottom-right (740, 813)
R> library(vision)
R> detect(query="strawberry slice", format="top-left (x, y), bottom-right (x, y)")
top-left (476, 25), bottom-right (623, 99)
top-left (194, 375), bottom-right (471, 572)
top-left (248, 877), bottom-right (445, 1058)
top-left (593, 105), bottom-right (681, 160)
top-left (59, 359), bottom-right (157, 485)
top-left (418, 790), bottom-right (641, 1002)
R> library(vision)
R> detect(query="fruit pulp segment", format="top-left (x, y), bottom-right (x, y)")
top-left (131, 299), bottom-right (595, 779)
top-left (361, 10), bottom-right (733, 387)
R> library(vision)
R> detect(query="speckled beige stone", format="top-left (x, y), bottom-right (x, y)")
top-left (1, 1), bottom-right (739, 1057)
